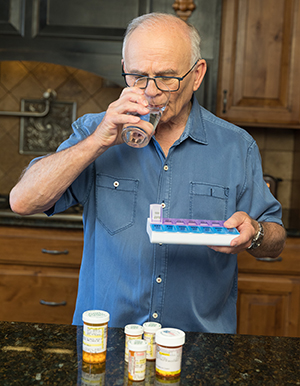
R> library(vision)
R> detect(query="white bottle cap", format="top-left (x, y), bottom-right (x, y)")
top-left (150, 204), bottom-right (163, 223)
top-left (124, 324), bottom-right (144, 336)
top-left (143, 322), bottom-right (162, 333)
top-left (128, 339), bottom-right (148, 352)
top-left (82, 310), bottom-right (110, 324)
top-left (155, 328), bottom-right (185, 347)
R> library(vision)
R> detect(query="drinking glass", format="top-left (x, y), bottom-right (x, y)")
top-left (121, 79), bottom-right (170, 148)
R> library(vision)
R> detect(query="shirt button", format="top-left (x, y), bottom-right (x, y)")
top-left (113, 181), bottom-right (119, 188)
top-left (161, 203), bottom-right (166, 209)
top-left (156, 276), bottom-right (162, 284)
top-left (152, 312), bottom-right (158, 319)
top-left (163, 165), bottom-right (169, 171)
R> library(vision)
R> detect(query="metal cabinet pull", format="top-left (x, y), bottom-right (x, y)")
top-left (40, 300), bottom-right (67, 306)
top-left (255, 256), bottom-right (282, 262)
top-left (222, 90), bottom-right (228, 113)
top-left (42, 248), bottom-right (69, 255)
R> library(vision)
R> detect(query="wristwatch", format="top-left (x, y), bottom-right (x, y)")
top-left (247, 222), bottom-right (264, 250)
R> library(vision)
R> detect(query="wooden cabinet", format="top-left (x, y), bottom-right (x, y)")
top-left (0, 0), bottom-right (151, 85)
top-left (237, 238), bottom-right (300, 337)
top-left (0, 0), bottom-right (222, 113)
top-left (217, 0), bottom-right (300, 128)
top-left (0, 226), bottom-right (83, 324)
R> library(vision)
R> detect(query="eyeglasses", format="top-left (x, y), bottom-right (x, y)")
top-left (122, 60), bottom-right (199, 92)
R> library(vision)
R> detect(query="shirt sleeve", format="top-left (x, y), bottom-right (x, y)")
top-left (45, 113), bottom-right (105, 216)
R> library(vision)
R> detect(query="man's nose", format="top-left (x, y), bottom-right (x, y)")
top-left (145, 78), bottom-right (160, 96)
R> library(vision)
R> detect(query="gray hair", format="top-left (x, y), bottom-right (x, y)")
top-left (122, 13), bottom-right (201, 65)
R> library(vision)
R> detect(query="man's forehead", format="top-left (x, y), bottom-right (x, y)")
top-left (125, 65), bottom-right (178, 76)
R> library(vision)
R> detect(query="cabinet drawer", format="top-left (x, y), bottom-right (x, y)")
top-left (238, 238), bottom-right (300, 275)
top-left (0, 226), bottom-right (83, 268)
top-left (237, 273), bottom-right (300, 337)
top-left (0, 267), bottom-right (78, 324)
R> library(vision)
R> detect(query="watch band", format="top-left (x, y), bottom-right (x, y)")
top-left (247, 222), bottom-right (264, 250)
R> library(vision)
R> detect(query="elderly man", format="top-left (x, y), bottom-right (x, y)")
top-left (10, 13), bottom-right (285, 332)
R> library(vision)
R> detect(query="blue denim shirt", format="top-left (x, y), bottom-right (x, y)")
top-left (48, 96), bottom-right (282, 332)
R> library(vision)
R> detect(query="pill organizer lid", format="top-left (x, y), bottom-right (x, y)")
top-left (143, 322), bottom-right (162, 333)
top-left (124, 324), bottom-right (144, 335)
top-left (155, 328), bottom-right (185, 346)
top-left (82, 310), bottom-right (110, 324)
top-left (128, 339), bottom-right (148, 352)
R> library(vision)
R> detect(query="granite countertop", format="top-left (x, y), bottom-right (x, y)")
top-left (0, 209), bottom-right (83, 229)
top-left (0, 321), bottom-right (299, 385)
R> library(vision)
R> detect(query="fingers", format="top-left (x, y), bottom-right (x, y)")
top-left (106, 87), bottom-right (150, 125)
top-left (208, 212), bottom-right (257, 254)
top-left (119, 87), bottom-right (149, 112)
top-left (93, 87), bottom-right (150, 147)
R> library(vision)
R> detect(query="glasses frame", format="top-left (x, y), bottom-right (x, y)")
top-left (122, 60), bottom-right (199, 92)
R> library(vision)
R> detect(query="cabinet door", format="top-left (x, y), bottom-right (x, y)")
top-left (217, 0), bottom-right (300, 127)
top-left (237, 273), bottom-right (300, 337)
top-left (0, 267), bottom-right (79, 324)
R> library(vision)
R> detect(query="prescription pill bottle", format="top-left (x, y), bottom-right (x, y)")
top-left (155, 328), bottom-right (185, 379)
top-left (128, 339), bottom-right (148, 382)
top-left (81, 362), bottom-right (106, 386)
top-left (82, 310), bottom-right (110, 364)
top-left (124, 324), bottom-right (144, 362)
top-left (143, 322), bottom-right (162, 360)
top-left (154, 375), bottom-right (181, 385)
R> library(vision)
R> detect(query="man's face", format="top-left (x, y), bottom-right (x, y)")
top-left (123, 23), bottom-right (203, 126)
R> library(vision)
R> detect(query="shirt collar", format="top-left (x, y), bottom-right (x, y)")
top-left (179, 94), bottom-right (208, 145)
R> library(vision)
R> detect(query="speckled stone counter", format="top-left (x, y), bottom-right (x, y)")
top-left (0, 209), bottom-right (83, 229)
top-left (0, 321), bottom-right (299, 385)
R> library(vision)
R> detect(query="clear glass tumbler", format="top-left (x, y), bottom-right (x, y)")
top-left (122, 78), bottom-right (170, 148)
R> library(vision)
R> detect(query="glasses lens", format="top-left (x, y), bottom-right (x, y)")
top-left (156, 77), bottom-right (179, 91)
top-left (126, 75), bottom-right (147, 88)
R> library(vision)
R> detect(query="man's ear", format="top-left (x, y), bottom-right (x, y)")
top-left (121, 59), bottom-right (126, 72)
top-left (193, 60), bottom-right (207, 92)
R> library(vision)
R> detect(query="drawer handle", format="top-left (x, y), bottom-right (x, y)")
top-left (40, 300), bottom-right (67, 306)
top-left (255, 256), bottom-right (282, 262)
top-left (42, 248), bottom-right (69, 255)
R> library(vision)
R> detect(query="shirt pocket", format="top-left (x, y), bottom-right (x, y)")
top-left (96, 174), bottom-right (139, 235)
top-left (189, 182), bottom-right (229, 220)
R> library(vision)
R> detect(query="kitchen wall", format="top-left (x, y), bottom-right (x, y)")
top-left (0, 61), bottom-right (295, 228)
top-left (0, 60), bottom-right (122, 196)
top-left (246, 127), bottom-right (295, 228)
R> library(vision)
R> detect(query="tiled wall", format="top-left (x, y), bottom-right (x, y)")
top-left (0, 61), bottom-right (296, 228)
top-left (246, 127), bottom-right (295, 227)
top-left (0, 61), bottom-right (122, 195)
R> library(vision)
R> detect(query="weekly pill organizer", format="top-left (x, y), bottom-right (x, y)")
top-left (146, 204), bottom-right (239, 246)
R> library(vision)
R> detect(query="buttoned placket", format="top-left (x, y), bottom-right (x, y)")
top-left (149, 144), bottom-right (173, 323)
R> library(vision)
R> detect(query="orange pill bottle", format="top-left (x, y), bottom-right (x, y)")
top-left (81, 362), bottom-right (106, 385)
top-left (124, 324), bottom-right (144, 362)
top-left (128, 339), bottom-right (148, 382)
top-left (143, 321), bottom-right (162, 360)
top-left (82, 310), bottom-right (110, 364)
top-left (155, 328), bottom-right (185, 380)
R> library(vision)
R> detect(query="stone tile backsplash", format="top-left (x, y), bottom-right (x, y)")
top-left (0, 61), bottom-right (122, 196)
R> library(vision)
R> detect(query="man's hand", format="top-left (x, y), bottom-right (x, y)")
top-left (91, 86), bottom-right (150, 150)
top-left (208, 211), bottom-right (286, 258)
